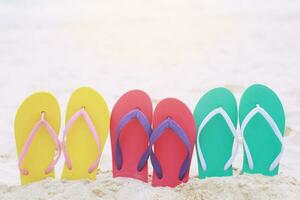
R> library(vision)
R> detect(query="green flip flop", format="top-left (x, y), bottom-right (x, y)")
top-left (194, 88), bottom-right (238, 179)
top-left (240, 84), bottom-right (285, 176)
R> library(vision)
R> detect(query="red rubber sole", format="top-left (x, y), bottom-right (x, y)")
top-left (152, 98), bottom-right (196, 187)
top-left (110, 90), bottom-right (152, 182)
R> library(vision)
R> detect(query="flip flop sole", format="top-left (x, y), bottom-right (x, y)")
top-left (110, 90), bottom-right (152, 182)
top-left (152, 98), bottom-right (196, 187)
top-left (194, 88), bottom-right (238, 179)
top-left (14, 92), bottom-right (61, 185)
top-left (61, 87), bottom-right (110, 180)
top-left (240, 84), bottom-right (285, 176)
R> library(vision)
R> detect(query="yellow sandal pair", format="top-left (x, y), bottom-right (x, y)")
top-left (14, 87), bottom-right (110, 185)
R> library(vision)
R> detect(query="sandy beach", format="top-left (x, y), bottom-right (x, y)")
top-left (1, 171), bottom-right (300, 200)
top-left (0, 0), bottom-right (300, 199)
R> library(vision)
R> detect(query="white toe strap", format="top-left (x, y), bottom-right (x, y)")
top-left (196, 107), bottom-right (238, 171)
top-left (241, 104), bottom-right (284, 171)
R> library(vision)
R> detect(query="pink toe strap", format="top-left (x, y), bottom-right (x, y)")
top-left (62, 108), bottom-right (101, 174)
top-left (18, 112), bottom-right (61, 176)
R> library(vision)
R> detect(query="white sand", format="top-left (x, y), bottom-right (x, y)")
top-left (1, 171), bottom-right (300, 200)
top-left (0, 0), bottom-right (300, 199)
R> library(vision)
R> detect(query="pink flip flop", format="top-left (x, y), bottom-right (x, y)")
top-left (139, 98), bottom-right (196, 187)
top-left (110, 90), bottom-right (152, 182)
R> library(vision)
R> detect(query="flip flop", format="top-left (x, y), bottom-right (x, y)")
top-left (110, 90), bottom-right (152, 182)
top-left (194, 88), bottom-right (238, 179)
top-left (139, 98), bottom-right (196, 187)
top-left (61, 87), bottom-right (110, 180)
top-left (240, 84), bottom-right (285, 176)
top-left (14, 92), bottom-right (61, 185)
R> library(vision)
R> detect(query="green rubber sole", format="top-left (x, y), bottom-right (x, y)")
top-left (194, 87), bottom-right (238, 179)
top-left (240, 84), bottom-right (285, 176)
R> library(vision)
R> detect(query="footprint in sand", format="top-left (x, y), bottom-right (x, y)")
top-left (92, 188), bottom-right (105, 197)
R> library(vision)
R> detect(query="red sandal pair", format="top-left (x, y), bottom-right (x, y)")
top-left (110, 90), bottom-right (196, 187)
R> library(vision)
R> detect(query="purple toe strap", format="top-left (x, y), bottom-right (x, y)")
top-left (139, 117), bottom-right (191, 180)
top-left (115, 109), bottom-right (152, 171)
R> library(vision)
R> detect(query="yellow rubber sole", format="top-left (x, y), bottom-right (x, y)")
top-left (61, 87), bottom-right (110, 180)
top-left (14, 92), bottom-right (61, 185)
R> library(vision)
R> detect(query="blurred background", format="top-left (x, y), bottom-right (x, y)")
top-left (0, 0), bottom-right (299, 185)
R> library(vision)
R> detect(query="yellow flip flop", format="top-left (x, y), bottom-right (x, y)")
top-left (61, 87), bottom-right (110, 180)
top-left (14, 92), bottom-right (61, 185)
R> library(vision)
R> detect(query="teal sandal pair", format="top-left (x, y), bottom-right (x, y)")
top-left (194, 84), bottom-right (285, 179)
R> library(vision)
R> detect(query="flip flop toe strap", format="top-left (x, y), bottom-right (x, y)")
top-left (18, 112), bottom-right (61, 176)
top-left (139, 118), bottom-right (191, 181)
top-left (241, 104), bottom-right (284, 171)
top-left (196, 107), bottom-right (238, 171)
top-left (115, 109), bottom-right (152, 171)
top-left (62, 108), bottom-right (101, 173)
